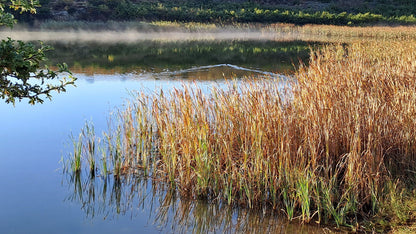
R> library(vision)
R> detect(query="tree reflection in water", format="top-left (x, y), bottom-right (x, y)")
top-left (63, 171), bottom-right (333, 233)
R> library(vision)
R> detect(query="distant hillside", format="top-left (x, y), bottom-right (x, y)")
top-left (12, 0), bottom-right (416, 25)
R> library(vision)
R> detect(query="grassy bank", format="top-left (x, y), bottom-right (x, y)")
top-left (65, 34), bottom-right (416, 231)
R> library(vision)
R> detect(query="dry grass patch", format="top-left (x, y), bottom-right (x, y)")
top-left (66, 38), bottom-right (416, 231)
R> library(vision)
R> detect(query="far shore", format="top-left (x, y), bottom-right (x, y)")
top-left (0, 29), bottom-right (304, 42)
top-left (3, 22), bottom-right (416, 43)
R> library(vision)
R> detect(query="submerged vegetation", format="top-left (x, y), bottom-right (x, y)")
top-left (64, 28), bottom-right (416, 231)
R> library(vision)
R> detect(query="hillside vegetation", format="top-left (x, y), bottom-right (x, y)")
top-left (13, 0), bottom-right (416, 26)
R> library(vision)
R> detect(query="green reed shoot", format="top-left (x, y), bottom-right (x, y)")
top-left (70, 132), bottom-right (82, 173)
top-left (83, 122), bottom-right (96, 175)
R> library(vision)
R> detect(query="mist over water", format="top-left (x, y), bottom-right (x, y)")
top-left (0, 29), bottom-right (298, 42)
top-left (0, 26), bottom-right (320, 76)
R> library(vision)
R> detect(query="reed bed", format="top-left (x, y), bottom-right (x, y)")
top-left (292, 24), bottom-right (416, 40)
top-left (67, 39), bottom-right (416, 230)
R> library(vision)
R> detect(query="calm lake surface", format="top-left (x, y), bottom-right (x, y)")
top-left (0, 32), bottom-right (329, 233)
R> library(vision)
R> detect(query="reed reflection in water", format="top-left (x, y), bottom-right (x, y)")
top-left (63, 171), bottom-right (334, 233)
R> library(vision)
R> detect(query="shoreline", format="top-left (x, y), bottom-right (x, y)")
top-left (3, 22), bottom-right (416, 43)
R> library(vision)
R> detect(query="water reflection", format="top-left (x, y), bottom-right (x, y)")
top-left (63, 172), bottom-right (335, 233)
top-left (65, 172), bottom-right (148, 220)
top-left (45, 40), bottom-right (317, 76)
